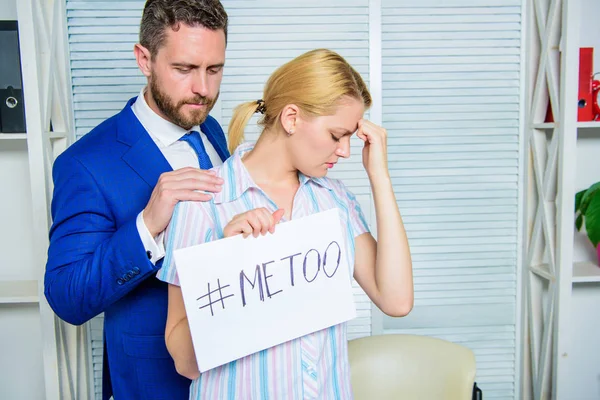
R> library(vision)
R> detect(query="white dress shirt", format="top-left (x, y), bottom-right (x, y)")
top-left (131, 87), bottom-right (224, 264)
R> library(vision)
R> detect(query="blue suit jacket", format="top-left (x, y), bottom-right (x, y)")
top-left (45, 98), bottom-right (230, 400)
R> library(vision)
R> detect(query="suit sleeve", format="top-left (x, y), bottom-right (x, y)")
top-left (44, 152), bottom-right (158, 325)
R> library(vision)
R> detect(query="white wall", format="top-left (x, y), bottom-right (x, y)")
top-left (0, 0), bottom-right (46, 398)
top-left (580, 0), bottom-right (600, 72)
top-left (0, 0), bottom-right (15, 20)
top-left (0, 142), bottom-right (37, 281)
top-left (568, 0), bottom-right (600, 398)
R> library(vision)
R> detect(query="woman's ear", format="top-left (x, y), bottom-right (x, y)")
top-left (280, 104), bottom-right (300, 135)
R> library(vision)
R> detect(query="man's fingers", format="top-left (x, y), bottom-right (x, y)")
top-left (160, 169), bottom-right (224, 186)
top-left (166, 166), bottom-right (218, 176)
top-left (159, 178), bottom-right (223, 193)
top-left (177, 174), bottom-right (223, 187)
top-left (171, 190), bottom-right (213, 202)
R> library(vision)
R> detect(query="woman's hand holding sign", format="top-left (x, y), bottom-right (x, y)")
top-left (223, 208), bottom-right (285, 238)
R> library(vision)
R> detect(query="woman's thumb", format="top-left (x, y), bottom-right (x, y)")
top-left (272, 209), bottom-right (285, 224)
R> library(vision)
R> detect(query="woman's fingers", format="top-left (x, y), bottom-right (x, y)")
top-left (224, 208), bottom-right (285, 238)
top-left (270, 209), bottom-right (285, 233)
top-left (358, 119), bottom-right (387, 143)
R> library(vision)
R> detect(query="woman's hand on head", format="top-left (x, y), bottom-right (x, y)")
top-left (356, 119), bottom-right (389, 178)
top-left (223, 208), bottom-right (285, 238)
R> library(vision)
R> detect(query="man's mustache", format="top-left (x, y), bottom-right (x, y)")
top-left (179, 97), bottom-right (213, 106)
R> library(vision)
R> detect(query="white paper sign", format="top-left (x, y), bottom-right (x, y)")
top-left (173, 208), bottom-right (357, 373)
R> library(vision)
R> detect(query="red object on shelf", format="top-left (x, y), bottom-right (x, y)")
top-left (593, 73), bottom-right (600, 121)
top-left (579, 48), bottom-right (594, 121)
top-left (545, 47), bottom-right (595, 122)
top-left (545, 100), bottom-right (554, 123)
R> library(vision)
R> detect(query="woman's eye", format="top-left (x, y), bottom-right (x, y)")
top-left (331, 133), bottom-right (340, 142)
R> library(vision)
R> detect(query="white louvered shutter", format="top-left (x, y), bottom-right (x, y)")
top-left (68, 4), bottom-right (145, 139)
top-left (66, 1), bottom-right (373, 398)
top-left (380, 1), bottom-right (522, 399)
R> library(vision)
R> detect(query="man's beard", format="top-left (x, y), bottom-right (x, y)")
top-left (149, 72), bottom-right (219, 130)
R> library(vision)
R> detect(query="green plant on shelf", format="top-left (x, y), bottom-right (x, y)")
top-left (575, 181), bottom-right (600, 248)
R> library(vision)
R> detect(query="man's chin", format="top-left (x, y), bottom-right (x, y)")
top-left (179, 111), bottom-right (210, 128)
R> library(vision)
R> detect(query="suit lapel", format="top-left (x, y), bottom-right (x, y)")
top-left (118, 98), bottom-right (173, 188)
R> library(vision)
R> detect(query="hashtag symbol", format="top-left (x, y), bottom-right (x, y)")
top-left (197, 279), bottom-right (235, 316)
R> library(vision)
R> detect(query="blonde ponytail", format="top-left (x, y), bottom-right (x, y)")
top-left (227, 101), bottom-right (261, 154)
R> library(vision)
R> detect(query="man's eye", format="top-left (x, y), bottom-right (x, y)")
top-left (176, 68), bottom-right (190, 74)
top-left (208, 67), bottom-right (222, 75)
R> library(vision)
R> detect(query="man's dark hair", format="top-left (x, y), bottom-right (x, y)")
top-left (140, 0), bottom-right (228, 58)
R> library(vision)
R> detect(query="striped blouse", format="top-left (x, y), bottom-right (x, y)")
top-left (157, 142), bottom-right (369, 400)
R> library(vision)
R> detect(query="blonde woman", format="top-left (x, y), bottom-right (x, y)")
top-left (157, 48), bottom-right (413, 399)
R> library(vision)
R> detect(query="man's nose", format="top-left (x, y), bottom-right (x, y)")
top-left (191, 71), bottom-right (209, 97)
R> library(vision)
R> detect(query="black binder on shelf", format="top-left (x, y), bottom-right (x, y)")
top-left (0, 21), bottom-right (26, 133)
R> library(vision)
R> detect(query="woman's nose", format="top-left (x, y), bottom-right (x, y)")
top-left (336, 138), bottom-right (351, 158)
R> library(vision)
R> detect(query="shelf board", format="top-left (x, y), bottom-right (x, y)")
top-left (572, 261), bottom-right (600, 283)
top-left (578, 121), bottom-right (600, 129)
top-left (49, 132), bottom-right (67, 140)
top-left (0, 280), bottom-right (39, 304)
top-left (532, 121), bottom-right (600, 130)
top-left (0, 132), bottom-right (67, 141)
top-left (0, 133), bottom-right (26, 140)
top-left (533, 123), bottom-right (555, 130)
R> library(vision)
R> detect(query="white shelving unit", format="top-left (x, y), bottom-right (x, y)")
top-left (0, 0), bottom-right (89, 398)
top-left (0, 280), bottom-right (39, 303)
top-left (571, 262), bottom-right (600, 283)
top-left (532, 122), bottom-right (600, 130)
top-left (523, 0), bottom-right (600, 399)
top-left (0, 133), bottom-right (27, 139)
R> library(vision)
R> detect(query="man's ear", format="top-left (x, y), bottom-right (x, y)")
top-left (134, 43), bottom-right (152, 78)
top-left (280, 104), bottom-right (300, 135)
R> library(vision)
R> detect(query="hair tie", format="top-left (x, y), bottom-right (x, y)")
top-left (255, 99), bottom-right (266, 115)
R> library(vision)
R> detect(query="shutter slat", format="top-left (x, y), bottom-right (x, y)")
top-left (384, 6), bottom-right (520, 16)
top-left (383, 39), bottom-right (521, 49)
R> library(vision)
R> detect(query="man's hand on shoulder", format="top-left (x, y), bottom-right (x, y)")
top-left (143, 167), bottom-right (223, 237)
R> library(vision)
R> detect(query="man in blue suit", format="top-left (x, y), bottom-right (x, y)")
top-left (44, 1), bottom-right (230, 398)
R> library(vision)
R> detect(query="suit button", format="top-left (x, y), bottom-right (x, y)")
top-left (146, 250), bottom-right (153, 260)
top-left (126, 271), bottom-right (134, 279)
top-left (132, 267), bottom-right (141, 275)
top-left (123, 274), bottom-right (131, 282)
top-left (117, 278), bottom-right (124, 285)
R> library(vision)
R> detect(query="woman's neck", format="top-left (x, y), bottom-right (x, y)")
top-left (242, 129), bottom-right (299, 188)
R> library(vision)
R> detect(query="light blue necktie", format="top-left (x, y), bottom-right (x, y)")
top-left (179, 130), bottom-right (213, 169)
